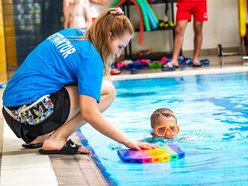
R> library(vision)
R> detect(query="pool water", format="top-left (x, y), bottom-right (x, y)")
top-left (80, 72), bottom-right (248, 185)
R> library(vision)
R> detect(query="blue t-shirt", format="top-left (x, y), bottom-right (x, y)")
top-left (3, 28), bottom-right (104, 106)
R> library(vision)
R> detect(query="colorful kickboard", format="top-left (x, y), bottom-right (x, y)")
top-left (117, 144), bottom-right (185, 164)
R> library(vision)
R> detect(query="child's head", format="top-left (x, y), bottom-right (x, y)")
top-left (150, 108), bottom-right (179, 139)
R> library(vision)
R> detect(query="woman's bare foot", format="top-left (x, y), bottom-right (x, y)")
top-left (29, 133), bottom-right (51, 144)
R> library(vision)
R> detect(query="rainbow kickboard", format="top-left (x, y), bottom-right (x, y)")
top-left (168, 144), bottom-right (185, 159)
top-left (117, 144), bottom-right (185, 164)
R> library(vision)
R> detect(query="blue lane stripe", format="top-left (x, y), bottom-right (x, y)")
top-left (76, 129), bottom-right (117, 186)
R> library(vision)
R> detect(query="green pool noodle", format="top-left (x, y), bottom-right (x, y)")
top-left (110, 0), bottom-right (150, 31)
top-left (143, 0), bottom-right (159, 24)
top-left (145, 6), bottom-right (158, 29)
top-left (136, 0), bottom-right (151, 31)
top-left (110, 0), bottom-right (119, 7)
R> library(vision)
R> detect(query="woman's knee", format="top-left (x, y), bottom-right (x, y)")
top-left (101, 80), bottom-right (116, 102)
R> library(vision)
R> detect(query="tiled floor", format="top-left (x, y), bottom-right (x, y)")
top-left (1, 123), bottom-right (57, 185)
top-left (0, 122), bottom-right (107, 186)
top-left (0, 54), bottom-right (248, 185)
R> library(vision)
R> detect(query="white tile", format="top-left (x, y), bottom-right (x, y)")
top-left (1, 167), bottom-right (57, 185)
top-left (1, 154), bottom-right (52, 170)
top-left (1, 121), bottom-right (58, 185)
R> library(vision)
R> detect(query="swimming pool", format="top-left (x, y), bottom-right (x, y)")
top-left (80, 72), bottom-right (248, 185)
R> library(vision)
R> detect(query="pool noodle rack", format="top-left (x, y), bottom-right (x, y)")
top-left (117, 144), bottom-right (185, 164)
top-left (112, 0), bottom-right (178, 61)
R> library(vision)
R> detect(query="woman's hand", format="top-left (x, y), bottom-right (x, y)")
top-left (90, 0), bottom-right (109, 6)
top-left (124, 140), bottom-right (158, 150)
top-left (110, 7), bottom-right (124, 15)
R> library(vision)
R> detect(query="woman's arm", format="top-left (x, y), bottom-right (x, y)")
top-left (63, 0), bottom-right (71, 18)
top-left (90, 0), bottom-right (109, 6)
top-left (79, 95), bottom-right (157, 150)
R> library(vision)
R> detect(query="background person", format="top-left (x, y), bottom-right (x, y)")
top-left (89, 0), bottom-right (109, 22)
top-left (63, 0), bottom-right (92, 29)
top-left (163, 0), bottom-right (208, 70)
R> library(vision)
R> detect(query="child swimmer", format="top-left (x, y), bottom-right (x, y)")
top-left (150, 108), bottom-right (180, 139)
top-left (112, 108), bottom-right (180, 150)
top-left (142, 108), bottom-right (180, 144)
top-left (148, 108), bottom-right (203, 143)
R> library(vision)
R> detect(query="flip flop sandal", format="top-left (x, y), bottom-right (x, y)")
top-left (184, 57), bottom-right (193, 66)
top-left (22, 143), bottom-right (43, 149)
top-left (127, 61), bottom-right (145, 70)
top-left (192, 62), bottom-right (202, 67)
top-left (178, 55), bottom-right (186, 61)
top-left (161, 63), bottom-right (176, 71)
top-left (110, 69), bottom-right (121, 75)
top-left (166, 61), bottom-right (179, 68)
top-left (137, 49), bottom-right (152, 56)
top-left (130, 69), bottom-right (139, 74)
top-left (200, 59), bottom-right (210, 66)
top-left (39, 139), bottom-right (90, 155)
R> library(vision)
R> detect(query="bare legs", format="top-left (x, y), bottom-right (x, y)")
top-left (41, 80), bottom-right (116, 152)
top-left (169, 20), bottom-right (188, 67)
top-left (193, 21), bottom-right (203, 64)
top-left (167, 20), bottom-right (204, 67)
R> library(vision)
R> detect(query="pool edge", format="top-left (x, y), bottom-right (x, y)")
top-left (112, 66), bottom-right (248, 81)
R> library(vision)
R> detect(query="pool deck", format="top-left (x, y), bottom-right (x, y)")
top-left (0, 96), bottom-right (108, 186)
top-left (1, 55), bottom-right (248, 185)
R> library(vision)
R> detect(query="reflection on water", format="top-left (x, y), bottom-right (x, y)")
top-left (81, 72), bottom-right (248, 185)
top-left (118, 91), bottom-right (156, 98)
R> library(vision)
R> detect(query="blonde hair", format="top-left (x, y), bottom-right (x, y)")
top-left (84, 8), bottom-right (134, 77)
top-left (150, 108), bottom-right (177, 128)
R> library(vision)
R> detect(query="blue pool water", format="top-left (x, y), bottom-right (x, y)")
top-left (80, 72), bottom-right (248, 185)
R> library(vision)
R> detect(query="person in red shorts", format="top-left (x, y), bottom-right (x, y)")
top-left (163, 0), bottom-right (208, 70)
